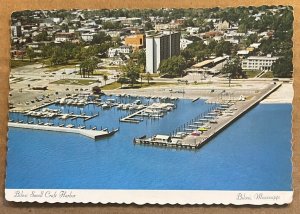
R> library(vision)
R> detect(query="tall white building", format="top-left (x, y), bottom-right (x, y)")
top-left (11, 23), bottom-right (22, 38)
top-left (146, 32), bottom-right (180, 74)
top-left (242, 55), bottom-right (279, 71)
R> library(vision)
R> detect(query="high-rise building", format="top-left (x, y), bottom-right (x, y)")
top-left (11, 23), bottom-right (22, 38)
top-left (146, 31), bottom-right (180, 74)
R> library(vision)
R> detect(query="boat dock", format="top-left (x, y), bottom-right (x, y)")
top-left (134, 83), bottom-right (282, 150)
top-left (8, 122), bottom-right (118, 140)
top-left (120, 107), bottom-right (147, 123)
top-left (120, 102), bottom-right (176, 123)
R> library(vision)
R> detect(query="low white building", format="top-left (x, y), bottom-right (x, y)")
top-left (180, 38), bottom-right (193, 49)
top-left (186, 27), bottom-right (200, 35)
top-left (108, 45), bottom-right (132, 58)
top-left (249, 43), bottom-right (261, 49)
top-left (237, 50), bottom-right (250, 57)
top-left (81, 33), bottom-right (96, 42)
top-left (242, 55), bottom-right (279, 71)
top-left (106, 30), bottom-right (123, 38)
top-left (52, 18), bottom-right (62, 24)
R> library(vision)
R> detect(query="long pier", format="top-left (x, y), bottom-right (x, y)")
top-left (8, 122), bottom-right (118, 140)
top-left (134, 83), bottom-right (282, 150)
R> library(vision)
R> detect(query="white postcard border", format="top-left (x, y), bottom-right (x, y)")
top-left (5, 189), bottom-right (293, 205)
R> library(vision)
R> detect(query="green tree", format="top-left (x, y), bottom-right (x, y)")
top-left (121, 60), bottom-right (140, 87)
top-left (272, 56), bottom-right (293, 78)
top-left (144, 22), bottom-right (154, 31)
top-left (103, 21), bottom-right (123, 30)
top-left (103, 74), bottom-right (108, 85)
top-left (146, 72), bottom-right (152, 84)
top-left (238, 23), bottom-right (247, 33)
top-left (215, 40), bottom-right (232, 57)
top-left (79, 57), bottom-right (98, 78)
top-left (221, 57), bottom-right (245, 81)
top-left (50, 47), bottom-right (67, 65)
top-left (137, 49), bottom-right (146, 70)
top-left (34, 31), bottom-right (49, 42)
top-left (159, 55), bottom-right (187, 78)
top-left (41, 44), bottom-right (54, 59)
top-left (117, 76), bottom-right (129, 88)
top-left (91, 32), bottom-right (112, 45)
top-left (26, 47), bottom-right (35, 62)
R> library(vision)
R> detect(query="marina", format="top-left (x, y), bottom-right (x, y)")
top-left (120, 102), bottom-right (176, 123)
top-left (9, 83), bottom-right (283, 149)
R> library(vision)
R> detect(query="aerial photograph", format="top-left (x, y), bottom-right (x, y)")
top-left (6, 6), bottom-right (293, 192)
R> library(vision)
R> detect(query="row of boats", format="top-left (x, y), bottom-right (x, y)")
top-left (115, 93), bottom-right (179, 101)
top-left (120, 102), bottom-right (177, 123)
top-left (99, 99), bottom-right (146, 111)
top-left (25, 108), bottom-right (62, 118)
top-left (57, 98), bottom-right (88, 106)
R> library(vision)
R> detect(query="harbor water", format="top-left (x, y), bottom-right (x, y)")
top-left (6, 97), bottom-right (292, 191)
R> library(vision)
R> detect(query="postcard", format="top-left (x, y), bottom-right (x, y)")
top-left (5, 6), bottom-right (293, 205)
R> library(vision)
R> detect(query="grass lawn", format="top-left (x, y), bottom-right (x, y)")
top-left (246, 70), bottom-right (261, 78)
top-left (140, 73), bottom-right (160, 78)
top-left (101, 82), bottom-right (122, 90)
top-left (101, 81), bottom-right (173, 90)
top-left (121, 82), bottom-right (174, 89)
top-left (10, 60), bottom-right (37, 68)
top-left (100, 66), bottom-right (120, 70)
top-left (50, 79), bottom-right (97, 85)
top-left (260, 72), bottom-right (274, 78)
top-left (91, 70), bottom-right (109, 76)
top-left (192, 81), bottom-right (213, 85)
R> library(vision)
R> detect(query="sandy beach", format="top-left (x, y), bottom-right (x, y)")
top-left (260, 82), bottom-right (293, 104)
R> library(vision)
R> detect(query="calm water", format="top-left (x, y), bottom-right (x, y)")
top-left (6, 97), bottom-right (292, 191)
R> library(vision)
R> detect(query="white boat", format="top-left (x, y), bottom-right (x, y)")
top-left (133, 100), bottom-right (141, 105)
top-left (61, 114), bottom-right (70, 119)
top-left (117, 104), bottom-right (124, 109)
top-left (102, 103), bottom-right (110, 109)
top-left (59, 98), bottom-right (66, 105)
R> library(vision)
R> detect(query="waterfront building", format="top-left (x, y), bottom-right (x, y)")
top-left (146, 31), bottom-right (180, 74)
top-left (242, 55), bottom-right (279, 71)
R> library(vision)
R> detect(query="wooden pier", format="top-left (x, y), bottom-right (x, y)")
top-left (134, 83), bottom-right (282, 150)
